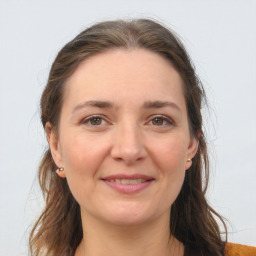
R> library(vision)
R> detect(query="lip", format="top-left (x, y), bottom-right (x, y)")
top-left (101, 174), bottom-right (155, 194)
top-left (102, 174), bottom-right (154, 180)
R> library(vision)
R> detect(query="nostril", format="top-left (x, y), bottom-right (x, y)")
top-left (110, 127), bottom-right (147, 164)
top-left (111, 145), bottom-right (145, 162)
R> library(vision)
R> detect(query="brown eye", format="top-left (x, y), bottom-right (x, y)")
top-left (89, 117), bottom-right (102, 125)
top-left (149, 115), bottom-right (173, 127)
top-left (152, 117), bottom-right (164, 125)
top-left (81, 115), bottom-right (109, 128)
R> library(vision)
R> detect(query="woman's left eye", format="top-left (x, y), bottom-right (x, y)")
top-left (149, 116), bottom-right (173, 126)
top-left (89, 117), bottom-right (103, 125)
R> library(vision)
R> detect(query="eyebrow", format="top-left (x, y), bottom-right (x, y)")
top-left (72, 100), bottom-right (181, 113)
top-left (143, 101), bottom-right (181, 112)
top-left (72, 100), bottom-right (114, 113)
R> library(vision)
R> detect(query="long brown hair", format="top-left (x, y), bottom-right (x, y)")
top-left (29, 19), bottom-right (227, 256)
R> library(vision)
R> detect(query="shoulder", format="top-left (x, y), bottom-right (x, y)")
top-left (224, 242), bottom-right (256, 256)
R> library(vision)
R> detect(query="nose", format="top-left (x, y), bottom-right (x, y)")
top-left (111, 123), bottom-right (147, 165)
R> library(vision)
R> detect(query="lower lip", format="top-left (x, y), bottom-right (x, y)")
top-left (102, 180), bottom-right (154, 194)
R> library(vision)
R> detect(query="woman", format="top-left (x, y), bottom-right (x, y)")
top-left (29, 19), bottom-right (256, 256)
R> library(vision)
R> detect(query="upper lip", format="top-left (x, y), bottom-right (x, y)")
top-left (101, 174), bottom-right (154, 181)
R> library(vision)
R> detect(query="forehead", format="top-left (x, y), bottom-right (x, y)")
top-left (63, 48), bottom-right (185, 108)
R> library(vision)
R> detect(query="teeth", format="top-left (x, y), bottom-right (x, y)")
top-left (107, 179), bottom-right (146, 184)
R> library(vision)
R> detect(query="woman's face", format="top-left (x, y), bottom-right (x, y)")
top-left (48, 49), bottom-right (198, 226)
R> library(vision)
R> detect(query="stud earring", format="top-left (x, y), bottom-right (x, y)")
top-left (187, 159), bottom-right (192, 162)
top-left (56, 167), bottom-right (64, 173)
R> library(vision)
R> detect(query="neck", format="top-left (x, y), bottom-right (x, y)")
top-left (75, 211), bottom-right (184, 256)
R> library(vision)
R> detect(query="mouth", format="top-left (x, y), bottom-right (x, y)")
top-left (103, 178), bottom-right (150, 184)
top-left (101, 175), bottom-right (154, 194)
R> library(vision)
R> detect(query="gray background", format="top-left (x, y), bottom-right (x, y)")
top-left (0, 1), bottom-right (255, 255)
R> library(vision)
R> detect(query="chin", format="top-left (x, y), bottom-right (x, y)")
top-left (98, 202), bottom-right (157, 227)
top-left (104, 213), bottom-right (150, 227)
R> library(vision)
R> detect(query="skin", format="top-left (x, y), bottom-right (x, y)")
top-left (47, 48), bottom-right (198, 256)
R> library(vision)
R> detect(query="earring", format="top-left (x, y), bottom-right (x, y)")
top-left (187, 159), bottom-right (192, 162)
top-left (56, 167), bottom-right (64, 173)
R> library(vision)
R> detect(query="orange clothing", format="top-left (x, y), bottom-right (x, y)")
top-left (225, 243), bottom-right (256, 256)
top-left (184, 243), bottom-right (256, 255)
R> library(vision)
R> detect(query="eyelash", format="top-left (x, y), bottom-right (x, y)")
top-left (81, 115), bottom-right (108, 126)
top-left (80, 115), bottom-right (174, 127)
top-left (148, 115), bottom-right (174, 127)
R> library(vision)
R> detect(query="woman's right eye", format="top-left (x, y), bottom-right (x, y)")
top-left (81, 115), bottom-right (107, 126)
top-left (88, 117), bottom-right (103, 125)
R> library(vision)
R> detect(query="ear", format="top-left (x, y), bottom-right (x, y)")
top-left (45, 122), bottom-right (66, 178)
top-left (185, 132), bottom-right (200, 170)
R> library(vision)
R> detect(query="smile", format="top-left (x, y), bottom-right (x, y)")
top-left (104, 179), bottom-right (148, 184)
top-left (101, 175), bottom-right (154, 194)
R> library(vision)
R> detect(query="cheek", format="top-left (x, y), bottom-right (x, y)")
top-left (151, 135), bottom-right (188, 172)
top-left (59, 133), bottom-right (110, 194)
top-left (61, 133), bottom-right (107, 171)
top-left (149, 136), bottom-right (187, 197)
